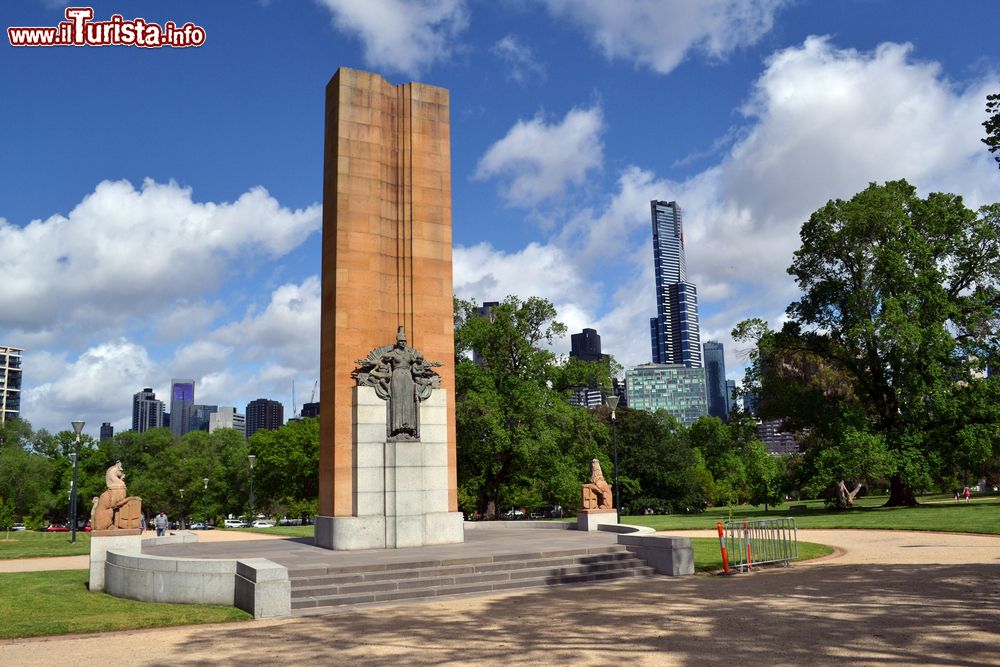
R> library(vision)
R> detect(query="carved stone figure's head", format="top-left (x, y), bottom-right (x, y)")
top-left (395, 325), bottom-right (407, 348)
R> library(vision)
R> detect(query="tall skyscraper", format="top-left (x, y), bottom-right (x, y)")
top-left (570, 328), bottom-right (604, 362)
top-left (0, 345), bottom-right (23, 424)
top-left (245, 398), bottom-right (284, 438)
top-left (190, 404), bottom-right (218, 432)
top-left (170, 379), bottom-right (195, 438)
top-left (472, 301), bottom-right (499, 365)
top-left (100, 422), bottom-right (114, 442)
top-left (703, 341), bottom-right (729, 420)
top-left (649, 201), bottom-right (702, 367)
top-left (132, 388), bottom-right (165, 432)
top-left (725, 380), bottom-right (737, 416)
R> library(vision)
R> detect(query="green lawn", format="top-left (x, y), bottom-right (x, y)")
top-left (623, 495), bottom-right (1000, 534)
top-left (0, 570), bottom-right (250, 639)
top-left (0, 531), bottom-right (91, 559)
top-left (689, 537), bottom-right (832, 572)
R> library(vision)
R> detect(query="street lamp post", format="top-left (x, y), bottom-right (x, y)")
top-left (202, 478), bottom-right (209, 526)
top-left (606, 396), bottom-right (620, 523)
top-left (70, 420), bottom-right (85, 543)
top-left (247, 454), bottom-right (256, 515)
top-left (179, 488), bottom-right (185, 530)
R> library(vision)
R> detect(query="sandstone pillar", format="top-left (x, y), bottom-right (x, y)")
top-left (317, 68), bottom-right (458, 548)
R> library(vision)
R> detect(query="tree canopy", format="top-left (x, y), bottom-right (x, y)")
top-left (738, 179), bottom-right (1000, 506)
top-left (984, 93), bottom-right (1000, 169)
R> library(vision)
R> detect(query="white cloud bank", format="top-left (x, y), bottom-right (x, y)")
top-left (474, 106), bottom-right (604, 206)
top-left (542, 0), bottom-right (789, 74)
top-left (314, 0), bottom-right (469, 77)
top-left (0, 179), bottom-right (320, 336)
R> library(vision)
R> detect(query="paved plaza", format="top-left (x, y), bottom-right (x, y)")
top-left (1, 529), bottom-right (999, 666)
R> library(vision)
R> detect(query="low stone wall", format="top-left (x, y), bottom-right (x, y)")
top-left (463, 520), bottom-right (574, 530)
top-left (617, 534), bottom-right (694, 576)
top-left (103, 551), bottom-right (290, 618)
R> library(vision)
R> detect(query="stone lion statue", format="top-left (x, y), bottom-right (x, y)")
top-left (581, 459), bottom-right (613, 510)
top-left (91, 461), bottom-right (143, 530)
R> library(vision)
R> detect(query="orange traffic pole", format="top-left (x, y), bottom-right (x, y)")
top-left (716, 522), bottom-right (730, 575)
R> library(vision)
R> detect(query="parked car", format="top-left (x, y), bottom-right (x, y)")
top-left (530, 505), bottom-right (563, 519)
top-left (500, 507), bottom-right (525, 520)
top-left (11, 522), bottom-right (25, 531)
top-left (45, 523), bottom-right (69, 532)
top-left (188, 522), bottom-right (214, 530)
top-left (223, 518), bottom-right (247, 528)
top-left (251, 520), bottom-right (275, 528)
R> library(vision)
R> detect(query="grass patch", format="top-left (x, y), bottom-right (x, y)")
top-left (0, 569), bottom-right (249, 639)
top-left (689, 537), bottom-right (832, 572)
top-left (623, 495), bottom-right (1000, 534)
top-left (0, 531), bottom-right (91, 559)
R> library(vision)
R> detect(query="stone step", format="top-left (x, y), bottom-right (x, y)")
top-left (286, 545), bottom-right (628, 580)
top-left (291, 564), bottom-right (656, 613)
top-left (288, 550), bottom-right (638, 590)
top-left (290, 552), bottom-right (647, 599)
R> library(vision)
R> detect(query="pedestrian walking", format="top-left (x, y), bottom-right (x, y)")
top-left (140, 513), bottom-right (147, 533)
top-left (155, 510), bottom-right (168, 536)
top-left (964, 487), bottom-right (971, 503)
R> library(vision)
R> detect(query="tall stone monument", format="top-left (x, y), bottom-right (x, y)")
top-left (316, 68), bottom-right (463, 549)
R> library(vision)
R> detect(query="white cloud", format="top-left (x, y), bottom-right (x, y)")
top-left (0, 179), bottom-right (320, 336)
top-left (475, 107), bottom-right (604, 206)
top-left (22, 339), bottom-right (159, 433)
top-left (541, 0), bottom-right (788, 74)
top-left (314, 0), bottom-right (468, 76)
top-left (212, 277), bottom-right (321, 373)
top-left (492, 35), bottom-right (546, 85)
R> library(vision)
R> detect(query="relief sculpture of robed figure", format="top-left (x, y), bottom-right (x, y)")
top-left (353, 326), bottom-right (442, 440)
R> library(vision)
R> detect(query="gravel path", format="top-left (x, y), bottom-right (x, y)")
top-left (1, 529), bottom-right (998, 666)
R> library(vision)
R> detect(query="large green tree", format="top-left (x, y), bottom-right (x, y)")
top-left (985, 93), bottom-right (1000, 169)
top-left (764, 179), bottom-right (1000, 506)
top-left (454, 296), bottom-right (610, 517)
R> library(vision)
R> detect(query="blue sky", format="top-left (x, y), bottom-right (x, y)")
top-left (2, 0), bottom-right (999, 436)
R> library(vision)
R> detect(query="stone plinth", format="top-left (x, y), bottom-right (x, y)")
top-left (577, 509), bottom-right (619, 532)
top-left (89, 532), bottom-right (142, 591)
top-left (315, 386), bottom-right (463, 550)
top-left (618, 534), bottom-right (694, 576)
top-left (319, 68), bottom-right (457, 526)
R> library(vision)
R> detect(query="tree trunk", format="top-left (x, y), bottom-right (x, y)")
top-left (885, 475), bottom-right (917, 506)
top-left (836, 480), bottom-right (862, 509)
top-left (485, 499), bottom-right (497, 520)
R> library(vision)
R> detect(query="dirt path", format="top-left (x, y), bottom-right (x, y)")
top-left (1, 529), bottom-right (998, 666)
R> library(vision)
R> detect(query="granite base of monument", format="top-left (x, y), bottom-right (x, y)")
top-left (577, 509), bottom-right (619, 532)
top-left (89, 531), bottom-right (142, 592)
top-left (315, 386), bottom-right (464, 550)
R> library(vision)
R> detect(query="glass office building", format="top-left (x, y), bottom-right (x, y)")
top-left (625, 363), bottom-right (708, 427)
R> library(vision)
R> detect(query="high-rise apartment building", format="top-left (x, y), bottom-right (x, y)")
top-left (0, 345), bottom-right (23, 424)
top-left (648, 201), bottom-right (702, 368)
top-left (132, 387), bottom-right (165, 432)
top-left (703, 341), bottom-right (729, 420)
top-left (170, 379), bottom-right (195, 438)
top-left (245, 398), bottom-right (284, 438)
top-left (625, 363), bottom-right (708, 427)
top-left (100, 422), bottom-right (114, 442)
top-left (301, 402), bottom-right (320, 418)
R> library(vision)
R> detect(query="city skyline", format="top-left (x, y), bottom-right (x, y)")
top-left (2, 2), bottom-right (998, 436)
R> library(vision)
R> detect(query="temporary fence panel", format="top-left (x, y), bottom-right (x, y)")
top-left (724, 518), bottom-right (797, 571)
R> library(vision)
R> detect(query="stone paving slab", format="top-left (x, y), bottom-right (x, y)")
top-left (142, 527), bottom-right (624, 572)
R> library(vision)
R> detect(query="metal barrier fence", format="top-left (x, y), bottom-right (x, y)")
top-left (724, 518), bottom-right (798, 571)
